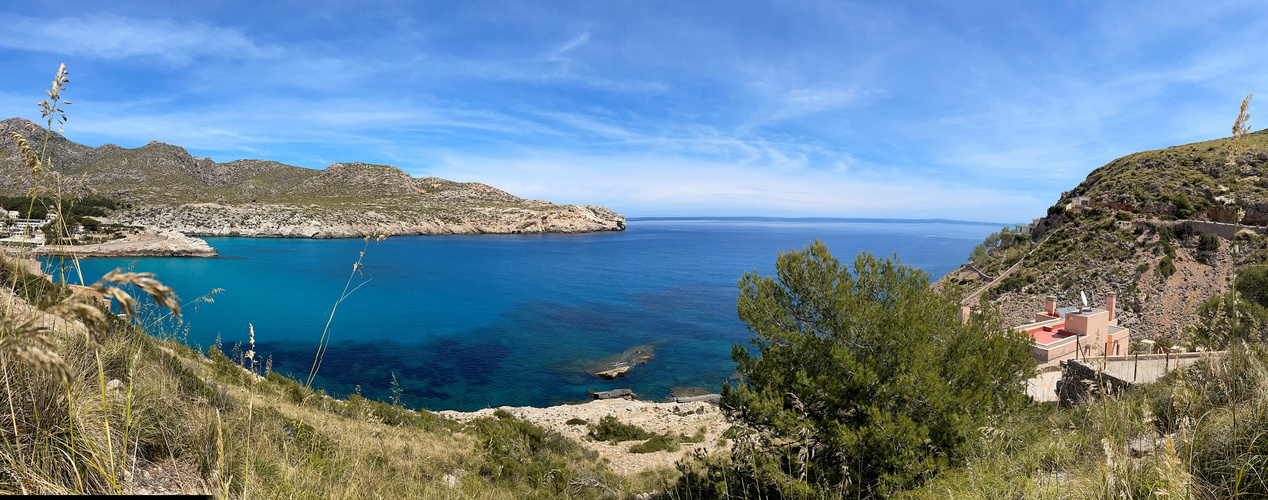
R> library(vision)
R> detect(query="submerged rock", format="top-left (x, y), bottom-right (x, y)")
top-left (584, 344), bottom-right (656, 380)
top-left (670, 387), bottom-right (710, 398)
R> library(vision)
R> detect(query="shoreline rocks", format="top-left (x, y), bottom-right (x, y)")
top-left (26, 231), bottom-right (217, 258)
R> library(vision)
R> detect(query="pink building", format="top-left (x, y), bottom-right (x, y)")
top-left (1015, 293), bottom-right (1130, 363)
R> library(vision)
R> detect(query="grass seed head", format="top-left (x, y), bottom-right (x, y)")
top-left (97, 268), bottom-right (181, 321)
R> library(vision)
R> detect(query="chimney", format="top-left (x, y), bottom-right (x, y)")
top-left (1106, 292), bottom-right (1116, 323)
top-left (1045, 295), bottom-right (1057, 317)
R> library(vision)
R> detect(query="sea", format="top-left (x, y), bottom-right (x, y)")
top-left (49, 217), bottom-right (1000, 412)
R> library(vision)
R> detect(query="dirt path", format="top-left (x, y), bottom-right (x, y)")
top-left (963, 234), bottom-right (1050, 305)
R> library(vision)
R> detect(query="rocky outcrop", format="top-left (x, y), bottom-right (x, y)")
top-left (31, 231), bottom-right (217, 257)
top-left (589, 388), bottom-right (636, 400)
top-left (585, 344), bottom-right (656, 380)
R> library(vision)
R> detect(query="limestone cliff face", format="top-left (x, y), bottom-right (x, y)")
top-left (111, 202), bottom-right (625, 238)
top-left (0, 117), bottom-right (627, 237)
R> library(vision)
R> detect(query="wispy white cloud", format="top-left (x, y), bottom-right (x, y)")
top-left (0, 14), bottom-right (281, 63)
top-left (551, 30), bottom-right (591, 60)
top-left (423, 149), bottom-right (1036, 221)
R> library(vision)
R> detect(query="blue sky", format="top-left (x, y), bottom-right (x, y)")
top-left (1, 1), bottom-right (1266, 222)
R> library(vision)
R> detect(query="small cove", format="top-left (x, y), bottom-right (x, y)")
top-left (52, 218), bottom-right (999, 411)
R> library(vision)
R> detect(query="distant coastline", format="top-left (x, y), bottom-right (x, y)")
top-left (627, 216), bottom-right (1009, 226)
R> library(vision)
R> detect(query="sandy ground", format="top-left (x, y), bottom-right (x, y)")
top-left (441, 399), bottom-right (729, 475)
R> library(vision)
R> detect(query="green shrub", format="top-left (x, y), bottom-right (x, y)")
top-left (470, 409), bottom-right (609, 495)
top-left (1238, 266), bottom-right (1268, 308)
top-left (720, 426), bottom-right (753, 440)
top-left (1174, 222), bottom-right (1196, 239)
top-left (588, 415), bottom-right (652, 443)
top-left (629, 434), bottom-right (680, 454)
top-left (1156, 256), bottom-right (1177, 278)
top-left (565, 418), bottom-right (587, 426)
top-left (1198, 232), bottom-right (1220, 252)
top-left (1173, 193), bottom-right (1196, 218)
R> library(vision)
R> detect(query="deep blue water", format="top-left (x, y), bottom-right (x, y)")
top-left (50, 218), bottom-right (997, 411)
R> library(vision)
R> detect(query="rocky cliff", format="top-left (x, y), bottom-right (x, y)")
top-left (0, 117), bottom-right (625, 237)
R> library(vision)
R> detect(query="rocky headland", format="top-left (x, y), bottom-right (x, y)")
top-left (28, 231), bottom-right (217, 258)
top-left (0, 117), bottom-right (626, 241)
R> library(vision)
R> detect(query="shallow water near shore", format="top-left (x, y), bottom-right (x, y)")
top-left (53, 218), bottom-right (998, 411)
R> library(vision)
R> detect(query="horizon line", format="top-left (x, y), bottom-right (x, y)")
top-left (624, 216), bottom-right (1012, 226)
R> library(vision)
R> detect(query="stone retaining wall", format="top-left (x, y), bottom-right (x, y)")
top-left (1161, 220), bottom-right (1267, 239)
top-left (1058, 359), bottom-right (1133, 407)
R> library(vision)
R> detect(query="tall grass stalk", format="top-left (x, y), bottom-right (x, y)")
top-left (304, 236), bottom-right (381, 389)
top-left (1228, 93), bottom-right (1253, 498)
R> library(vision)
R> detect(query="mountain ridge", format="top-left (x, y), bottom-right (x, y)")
top-left (0, 117), bottom-right (625, 237)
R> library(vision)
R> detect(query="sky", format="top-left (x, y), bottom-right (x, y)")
top-left (1, 1), bottom-right (1266, 222)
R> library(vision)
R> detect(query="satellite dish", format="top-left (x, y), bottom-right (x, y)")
top-left (1080, 291), bottom-right (1088, 308)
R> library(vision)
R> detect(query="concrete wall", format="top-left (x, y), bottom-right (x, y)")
top-left (1055, 353), bottom-right (1219, 406)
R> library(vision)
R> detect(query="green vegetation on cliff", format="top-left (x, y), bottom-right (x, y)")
top-left (1068, 128), bottom-right (1268, 223)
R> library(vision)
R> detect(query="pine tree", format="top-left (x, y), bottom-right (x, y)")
top-left (720, 241), bottom-right (1035, 498)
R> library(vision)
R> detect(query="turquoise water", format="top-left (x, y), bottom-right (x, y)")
top-left (53, 218), bottom-right (997, 411)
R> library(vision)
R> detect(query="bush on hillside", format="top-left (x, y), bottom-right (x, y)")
top-left (1157, 256), bottom-right (1177, 279)
top-left (1173, 193), bottom-right (1197, 219)
top-left (587, 415), bottom-right (652, 443)
top-left (1198, 232), bottom-right (1220, 253)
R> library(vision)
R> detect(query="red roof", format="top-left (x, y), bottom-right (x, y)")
top-left (1024, 320), bottom-right (1076, 345)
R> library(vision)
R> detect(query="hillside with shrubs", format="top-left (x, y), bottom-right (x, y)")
top-left (940, 124), bottom-right (1268, 347)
